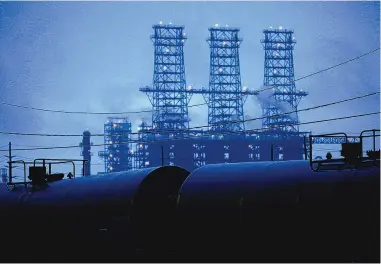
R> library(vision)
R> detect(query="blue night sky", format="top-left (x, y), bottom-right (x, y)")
top-left (0, 1), bottom-right (380, 175)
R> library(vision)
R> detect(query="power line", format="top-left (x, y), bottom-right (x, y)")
top-left (0, 90), bottom-right (378, 137)
top-left (294, 47), bottom-right (380, 82)
top-left (1, 111), bottom-right (378, 152)
top-left (0, 47), bottom-right (378, 115)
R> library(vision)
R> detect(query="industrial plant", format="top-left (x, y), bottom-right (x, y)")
top-left (1, 16), bottom-right (379, 262)
top-left (89, 23), bottom-right (312, 173)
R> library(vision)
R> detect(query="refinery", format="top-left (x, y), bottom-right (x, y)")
top-left (0, 16), bottom-right (379, 263)
top-left (87, 23), bottom-right (313, 174)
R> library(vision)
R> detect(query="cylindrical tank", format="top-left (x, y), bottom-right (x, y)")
top-left (176, 160), bottom-right (380, 262)
top-left (1, 165), bottom-right (190, 262)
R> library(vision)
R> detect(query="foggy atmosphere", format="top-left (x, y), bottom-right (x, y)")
top-left (0, 1), bottom-right (380, 263)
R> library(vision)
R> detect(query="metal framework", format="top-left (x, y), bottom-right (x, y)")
top-left (259, 27), bottom-right (308, 132)
top-left (139, 23), bottom-right (191, 135)
top-left (79, 130), bottom-right (92, 176)
top-left (205, 26), bottom-right (246, 133)
top-left (134, 121), bottom-right (152, 169)
top-left (98, 117), bottom-right (133, 173)
top-left (116, 24), bottom-right (349, 173)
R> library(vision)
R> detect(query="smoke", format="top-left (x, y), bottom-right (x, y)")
top-left (244, 114), bottom-right (260, 130)
top-left (254, 85), bottom-right (298, 122)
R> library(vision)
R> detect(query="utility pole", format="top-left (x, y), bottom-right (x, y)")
top-left (5, 142), bottom-right (16, 183)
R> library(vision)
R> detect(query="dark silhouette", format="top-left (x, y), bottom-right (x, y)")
top-left (366, 149), bottom-right (380, 159)
top-left (67, 172), bottom-right (73, 179)
top-left (326, 152), bottom-right (332, 159)
top-left (340, 143), bottom-right (362, 165)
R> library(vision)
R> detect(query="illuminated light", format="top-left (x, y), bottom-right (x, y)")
top-left (276, 43), bottom-right (281, 47)
top-left (279, 26), bottom-right (283, 30)
top-left (181, 39), bottom-right (185, 43)
top-left (273, 69), bottom-right (277, 74)
top-left (226, 24), bottom-right (228, 27)
top-left (165, 48), bottom-right (169, 52)
top-left (163, 66), bottom-right (167, 70)
top-left (113, 124), bottom-right (117, 128)
top-left (109, 167), bottom-right (113, 171)
top-left (187, 85), bottom-right (193, 90)
top-left (242, 86), bottom-right (248, 92)
top-left (159, 21), bottom-right (163, 25)
top-left (293, 37), bottom-right (295, 40)
top-left (183, 32), bottom-right (186, 36)
top-left (218, 68), bottom-right (223, 73)
top-left (145, 161), bottom-right (150, 166)
top-left (270, 26), bottom-right (273, 29)
top-left (139, 144), bottom-right (143, 148)
top-left (215, 23), bottom-right (219, 27)
top-left (109, 154), bottom-right (113, 158)
top-left (223, 41), bottom-right (227, 45)
top-left (109, 141), bottom-right (113, 144)
top-left (169, 22), bottom-right (172, 25)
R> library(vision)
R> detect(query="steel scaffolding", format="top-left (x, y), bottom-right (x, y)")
top-left (205, 26), bottom-right (246, 133)
top-left (134, 121), bottom-right (152, 169)
top-left (258, 27), bottom-right (308, 132)
top-left (139, 23), bottom-right (191, 137)
top-left (98, 117), bottom-right (133, 173)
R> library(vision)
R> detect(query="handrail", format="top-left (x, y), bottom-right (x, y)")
top-left (9, 160), bottom-right (73, 186)
top-left (359, 129), bottom-right (380, 158)
top-left (6, 158), bottom-right (88, 188)
top-left (309, 129), bottom-right (380, 172)
top-left (33, 158), bottom-right (88, 177)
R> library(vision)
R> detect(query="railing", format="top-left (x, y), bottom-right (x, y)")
top-left (309, 129), bottom-right (380, 172)
top-left (6, 158), bottom-right (88, 189)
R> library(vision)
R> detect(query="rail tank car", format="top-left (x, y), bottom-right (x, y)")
top-left (0, 165), bottom-right (190, 262)
top-left (176, 160), bottom-right (380, 263)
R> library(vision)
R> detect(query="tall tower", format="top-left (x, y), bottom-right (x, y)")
top-left (98, 117), bottom-right (133, 173)
top-left (79, 130), bottom-right (92, 176)
top-left (140, 23), bottom-right (191, 134)
top-left (206, 26), bottom-right (245, 133)
top-left (259, 27), bottom-right (307, 132)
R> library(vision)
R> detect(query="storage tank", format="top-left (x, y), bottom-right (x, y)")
top-left (176, 160), bottom-right (380, 262)
top-left (1, 165), bottom-right (190, 262)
